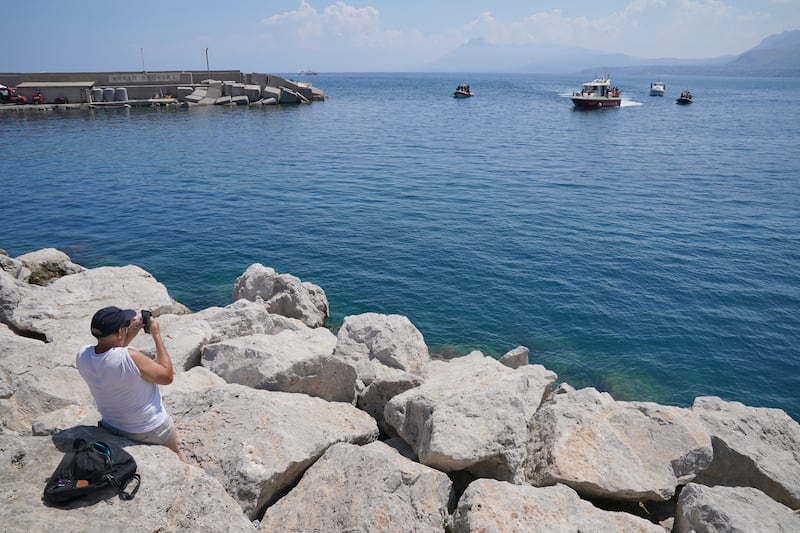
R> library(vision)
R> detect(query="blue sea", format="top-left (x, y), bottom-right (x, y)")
top-left (2, 72), bottom-right (799, 421)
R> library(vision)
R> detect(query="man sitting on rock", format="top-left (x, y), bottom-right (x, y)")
top-left (76, 306), bottom-right (185, 461)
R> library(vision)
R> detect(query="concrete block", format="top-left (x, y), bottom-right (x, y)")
top-left (244, 85), bottom-right (262, 102)
top-left (278, 87), bottom-right (302, 104)
top-left (262, 86), bottom-right (281, 100)
top-left (206, 81), bottom-right (223, 99)
top-left (177, 86), bottom-right (194, 100)
top-left (215, 96), bottom-right (232, 105)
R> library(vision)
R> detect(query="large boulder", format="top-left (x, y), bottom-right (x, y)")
top-left (357, 372), bottom-right (423, 436)
top-left (334, 313), bottom-right (430, 383)
top-left (0, 250), bottom-right (31, 281)
top-left (385, 351), bottom-right (556, 482)
top-left (259, 441), bottom-right (453, 532)
top-left (129, 312), bottom-right (214, 372)
top-left (674, 483), bottom-right (800, 533)
top-left (0, 270), bottom-right (27, 331)
top-left (498, 345), bottom-right (529, 369)
top-left (0, 432), bottom-right (255, 532)
top-left (0, 323), bottom-right (92, 433)
top-left (27, 367), bottom-right (226, 437)
top-left (692, 396), bottom-right (800, 509)
top-left (195, 298), bottom-right (305, 341)
top-left (452, 479), bottom-right (663, 533)
top-left (526, 387), bottom-right (713, 502)
top-left (201, 329), bottom-right (357, 402)
top-left (166, 383), bottom-right (379, 519)
top-left (4, 264), bottom-right (188, 348)
top-left (16, 248), bottom-right (85, 285)
top-left (232, 264), bottom-right (328, 327)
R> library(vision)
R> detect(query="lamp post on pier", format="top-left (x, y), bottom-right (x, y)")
top-left (205, 48), bottom-right (210, 79)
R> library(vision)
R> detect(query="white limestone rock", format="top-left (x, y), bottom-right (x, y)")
top-left (357, 372), bottom-right (424, 436)
top-left (129, 312), bottom-right (214, 371)
top-left (0, 251), bottom-right (31, 281)
top-left (31, 403), bottom-right (100, 436)
top-left (166, 383), bottom-right (379, 519)
top-left (0, 269), bottom-right (27, 329)
top-left (452, 479), bottom-right (663, 533)
top-left (16, 247), bottom-right (84, 285)
top-left (675, 483), bottom-right (800, 533)
top-left (526, 387), bottom-right (713, 501)
top-left (0, 350), bottom-right (91, 434)
top-left (232, 263), bottom-right (328, 327)
top-left (385, 351), bottom-right (557, 482)
top-left (201, 329), bottom-right (356, 402)
top-left (163, 366), bottom-right (227, 397)
top-left (260, 441), bottom-right (453, 532)
top-left (195, 298), bottom-right (305, 341)
top-left (499, 345), bottom-right (529, 368)
top-left (692, 396), bottom-right (800, 509)
top-left (334, 312), bottom-right (430, 383)
top-left (5, 264), bottom-right (188, 347)
top-left (0, 432), bottom-right (255, 532)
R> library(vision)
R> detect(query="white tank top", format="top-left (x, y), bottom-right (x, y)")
top-left (76, 345), bottom-right (168, 433)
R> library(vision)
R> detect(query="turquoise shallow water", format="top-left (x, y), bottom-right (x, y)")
top-left (2, 72), bottom-right (799, 420)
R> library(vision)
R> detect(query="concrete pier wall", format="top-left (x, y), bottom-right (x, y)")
top-left (0, 70), bottom-right (324, 107)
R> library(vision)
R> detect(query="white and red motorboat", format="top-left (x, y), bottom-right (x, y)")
top-left (571, 76), bottom-right (621, 109)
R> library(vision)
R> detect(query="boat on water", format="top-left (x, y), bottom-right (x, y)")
top-left (571, 76), bottom-right (621, 109)
top-left (299, 68), bottom-right (318, 76)
top-left (649, 80), bottom-right (666, 96)
top-left (676, 90), bottom-right (693, 104)
top-left (453, 83), bottom-right (473, 98)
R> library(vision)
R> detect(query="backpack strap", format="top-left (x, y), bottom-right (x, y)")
top-left (105, 472), bottom-right (141, 500)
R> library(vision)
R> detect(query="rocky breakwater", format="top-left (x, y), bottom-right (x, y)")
top-left (179, 75), bottom-right (324, 106)
top-left (1, 247), bottom-right (799, 532)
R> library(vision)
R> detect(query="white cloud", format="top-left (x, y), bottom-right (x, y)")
top-left (455, 1), bottom-right (781, 58)
top-left (263, 1), bottom-right (386, 46)
top-left (253, 0), bottom-right (796, 71)
top-left (259, 1), bottom-right (456, 70)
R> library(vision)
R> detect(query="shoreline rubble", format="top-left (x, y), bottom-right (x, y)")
top-left (1, 247), bottom-right (799, 531)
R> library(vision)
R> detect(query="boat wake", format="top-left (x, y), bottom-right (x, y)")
top-left (559, 91), bottom-right (642, 108)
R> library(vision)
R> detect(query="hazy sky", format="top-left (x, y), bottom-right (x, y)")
top-left (3, 1), bottom-right (798, 73)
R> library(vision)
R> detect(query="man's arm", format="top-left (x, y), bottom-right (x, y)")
top-left (128, 318), bottom-right (174, 385)
top-left (123, 316), bottom-right (143, 345)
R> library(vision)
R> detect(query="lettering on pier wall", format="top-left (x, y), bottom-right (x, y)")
top-left (108, 73), bottom-right (181, 83)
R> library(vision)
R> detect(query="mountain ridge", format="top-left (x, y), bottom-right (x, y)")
top-left (422, 30), bottom-right (800, 76)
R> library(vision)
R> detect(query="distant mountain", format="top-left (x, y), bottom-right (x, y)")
top-left (422, 30), bottom-right (800, 77)
top-left (423, 39), bottom-right (639, 74)
top-left (723, 30), bottom-right (800, 74)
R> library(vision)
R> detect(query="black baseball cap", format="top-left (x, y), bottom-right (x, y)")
top-left (90, 306), bottom-right (137, 338)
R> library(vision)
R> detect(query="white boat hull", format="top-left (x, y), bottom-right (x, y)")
top-left (650, 82), bottom-right (666, 96)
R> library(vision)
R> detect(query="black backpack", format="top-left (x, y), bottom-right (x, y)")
top-left (43, 438), bottom-right (141, 505)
